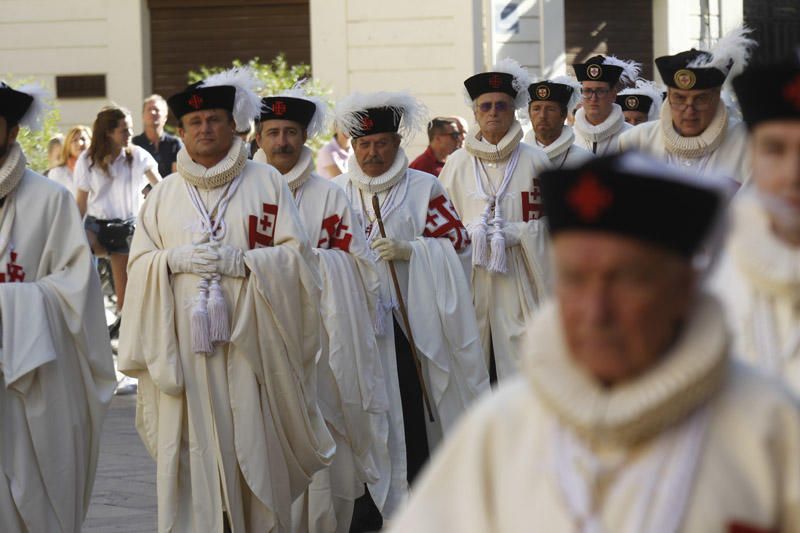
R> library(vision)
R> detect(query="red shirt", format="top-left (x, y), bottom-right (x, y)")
top-left (410, 146), bottom-right (444, 177)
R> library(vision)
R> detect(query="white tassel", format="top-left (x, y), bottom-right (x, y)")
top-left (373, 295), bottom-right (397, 336)
top-left (191, 278), bottom-right (213, 355)
top-left (488, 220), bottom-right (508, 274)
top-left (207, 276), bottom-right (230, 344)
top-left (471, 218), bottom-right (490, 268)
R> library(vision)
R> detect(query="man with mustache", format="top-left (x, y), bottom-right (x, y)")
top-left (254, 88), bottom-right (388, 533)
top-left (118, 68), bottom-right (334, 532)
top-left (439, 60), bottom-right (551, 382)
top-left (619, 26), bottom-right (756, 184)
top-left (571, 54), bottom-right (640, 155)
top-left (713, 51), bottom-right (800, 395)
top-left (333, 91), bottom-right (489, 531)
top-left (523, 76), bottom-right (593, 169)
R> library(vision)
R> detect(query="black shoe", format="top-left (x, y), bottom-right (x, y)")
top-left (108, 316), bottom-right (121, 339)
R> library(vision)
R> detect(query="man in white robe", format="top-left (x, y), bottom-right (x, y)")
top-left (523, 76), bottom-right (593, 169)
top-left (118, 69), bottom-right (334, 533)
top-left (0, 82), bottom-right (115, 532)
top-left (390, 152), bottom-right (800, 533)
top-left (712, 54), bottom-right (800, 394)
top-left (333, 91), bottom-right (490, 530)
top-left (439, 60), bottom-right (551, 381)
top-left (572, 54), bottom-right (640, 155)
top-left (619, 26), bottom-right (756, 184)
top-left (254, 88), bottom-right (388, 533)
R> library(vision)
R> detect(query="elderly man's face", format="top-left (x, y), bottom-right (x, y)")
top-left (474, 92), bottom-right (515, 141)
top-left (553, 232), bottom-right (694, 385)
top-left (354, 132), bottom-right (401, 177)
top-left (256, 119), bottom-right (307, 175)
top-left (752, 120), bottom-right (800, 244)
top-left (668, 87), bottom-right (721, 137)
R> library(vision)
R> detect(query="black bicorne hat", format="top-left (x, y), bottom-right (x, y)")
top-left (656, 50), bottom-right (728, 90)
top-left (351, 107), bottom-right (402, 139)
top-left (733, 51), bottom-right (800, 129)
top-left (540, 152), bottom-right (724, 258)
top-left (573, 55), bottom-right (623, 85)
top-left (167, 82), bottom-right (236, 121)
top-left (259, 96), bottom-right (317, 129)
top-left (0, 83), bottom-right (34, 127)
top-left (464, 72), bottom-right (517, 101)
top-left (616, 94), bottom-right (653, 114)
top-left (528, 81), bottom-right (573, 107)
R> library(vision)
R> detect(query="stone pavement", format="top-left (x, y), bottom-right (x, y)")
top-left (84, 394), bottom-right (157, 532)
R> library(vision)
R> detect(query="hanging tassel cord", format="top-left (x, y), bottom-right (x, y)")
top-left (372, 194), bottom-right (435, 422)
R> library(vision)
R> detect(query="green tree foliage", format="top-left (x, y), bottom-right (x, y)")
top-left (188, 55), bottom-right (333, 151)
top-left (1, 75), bottom-right (62, 173)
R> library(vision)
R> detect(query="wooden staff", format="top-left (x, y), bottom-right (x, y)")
top-left (372, 194), bottom-right (435, 422)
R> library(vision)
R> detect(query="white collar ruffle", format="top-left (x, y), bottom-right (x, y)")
top-left (465, 120), bottom-right (523, 162)
top-left (524, 294), bottom-right (729, 446)
top-left (660, 100), bottom-right (728, 159)
top-left (524, 125), bottom-right (576, 161)
top-left (177, 137), bottom-right (248, 190)
top-left (0, 142), bottom-right (26, 199)
top-left (573, 104), bottom-right (625, 143)
top-left (281, 146), bottom-right (314, 193)
top-left (348, 148), bottom-right (408, 195)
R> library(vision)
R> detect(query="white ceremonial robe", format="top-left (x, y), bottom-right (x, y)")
top-left (440, 124), bottom-right (551, 380)
top-left (523, 125), bottom-right (594, 169)
top-left (0, 167), bottom-right (115, 532)
top-left (713, 190), bottom-right (800, 395)
top-left (390, 294), bottom-right (800, 533)
top-left (619, 100), bottom-right (751, 184)
top-left (335, 162), bottom-right (489, 518)
top-left (119, 154), bottom-right (335, 533)
top-left (285, 155), bottom-right (388, 533)
top-left (573, 104), bottom-right (632, 156)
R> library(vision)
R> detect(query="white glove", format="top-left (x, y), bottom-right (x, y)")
top-left (166, 244), bottom-right (218, 275)
top-left (211, 243), bottom-right (246, 278)
top-left (489, 224), bottom-right (521, 248)
top-left (371, 238), bottom-right (412, 261)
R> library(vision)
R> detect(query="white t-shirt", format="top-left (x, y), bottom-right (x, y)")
top-left (75, 146), bottom-right (157, 220)
top-left (48, 165), bottom-right (77, 198)
top-left (315, 137), bottom-right (352, 178)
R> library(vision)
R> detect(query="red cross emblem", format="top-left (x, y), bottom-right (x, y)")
top-left (567, 173), bottom-right (613, 222)
top-left (248, 203), bottom-right (279, 248)
top-left (361, 116), bottom-right (374, 131)
top-left (488, 74), bottom-right (503, 89)
top-left (272, 100), bottom-right (287, 116)
top-left (188, 94), bottom-right (204, 110)
top-left (318, 214), bottom-right (353, 252)
top-left (783, 75), bottom-right (800, 110)
top-left (423, 195), bottom-right (469, 251)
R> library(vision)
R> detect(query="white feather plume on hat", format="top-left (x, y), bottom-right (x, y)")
top-left (334, 91), bottom-right (428, 145)
top-left (200, 67), bottom-right (262, 131)
top-left (16, 83), bottom-right (52, 132)
top-left (600, 56), bottom-right (641, 87)
top-left (492, 58), bottom-right (532, 109)
top-left (549, 75), bottom-right (583, 113)
top-left (618, 79), bottom-right (664, 121)
top-left (276, 81), bottom-right (330, 139)
top-left (687, 25), bottom-right (757, 80)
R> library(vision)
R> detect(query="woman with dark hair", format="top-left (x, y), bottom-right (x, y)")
top-left (75, 106), bottom-right (160, 323)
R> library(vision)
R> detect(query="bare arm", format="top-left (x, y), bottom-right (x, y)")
top-left (321, 164), bottom-right (341, 179)
top-left (145, 168), bottom-right (161, 185)
top-left (76, 189), bottom-right (88, 218)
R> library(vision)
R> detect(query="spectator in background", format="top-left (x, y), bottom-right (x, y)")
top-left (449, 115), bottom-right (468, 148)
top-left (132, 94), bottom-right (181, 177)
top-left (48, 125), bottom-right (91, 197)
top-left (409, 117), bottom-right (460, 177)
top-left (316, 124), bottom-right (352, 178)
top-left (44, 133), bottom-right (63, 174)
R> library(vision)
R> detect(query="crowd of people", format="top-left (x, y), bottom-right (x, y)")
top-left (1, 22), bottom-right (800, 533)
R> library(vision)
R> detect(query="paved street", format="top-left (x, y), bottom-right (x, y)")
top-left (84, 394), bottom-right (157, 532)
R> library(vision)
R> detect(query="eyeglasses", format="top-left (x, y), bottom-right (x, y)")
top-left (581, 88), bottom-right (610, 99)
top-left (438, 131), bottom-right (460, 139)
top-left (477, 101), bottom-right (510, 113)
top-left (668, 93), bottom-right (716, 111)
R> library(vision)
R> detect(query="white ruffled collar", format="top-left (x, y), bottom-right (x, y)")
top-left (281, 146), bottom-right (314, 193)
top-left (348, 148), bottom-right (408, 195)
top-left (0, 142), bottom-right (26, 199)
top-left (730, 190), bottom-right (800, 299)
top-left (524, 125), bottom-right (576, 161)
top-left (573, 104), bottom-right (625, 143)
top-left (177, 137), bottom-right (248, 190)
top-left (465, 120), bottom-right (524, 162)
top-left (524, 293), bottom-right (729, 446)
top-left (660, 100), bottom-right (728, 159)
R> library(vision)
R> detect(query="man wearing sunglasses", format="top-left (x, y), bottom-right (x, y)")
top-left (619, 26), bottom-right (756, 184)
top-left (572, 55), bottom-right (640, 155)
top-left (439, 60), bottom-right (550, 383)
top-left (410, 117), bottom-right (460, 177)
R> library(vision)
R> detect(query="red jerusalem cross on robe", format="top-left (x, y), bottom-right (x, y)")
top-left (248, 203), bottom-right (279, 248)
top-left (424, 194), bottom-right (470, 251)
top-left (0, 251), bottom-right (25, 283)
top-left (318, 214), bottom-right (353, 252)
top-left (521, 178), bottom-right (543, 222)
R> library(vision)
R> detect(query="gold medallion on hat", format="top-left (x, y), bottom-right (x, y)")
top-left (536, 85), bottom-right (551, 100)
top-left (674, 69), bottom-right (697, 90)
top-left (625, 96), bottom-right (639, 110)
top-left (587, 64), bottom-right (603, 80)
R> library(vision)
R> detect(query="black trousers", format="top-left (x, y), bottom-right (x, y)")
top-left (349, 320), bottom-right (431, 532)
